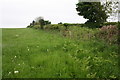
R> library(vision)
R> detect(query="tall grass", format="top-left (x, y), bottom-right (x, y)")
top-left (0, 28), bottom-right (2, 79)
top-left (2, 28), bottom-right (119, 78)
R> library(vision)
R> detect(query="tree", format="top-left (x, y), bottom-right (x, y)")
top-left (76, 2), bottom-right (108, 28)
top-left (35, 17), bottom-right (51, 29)
top-left (102, 0), bottom-right (119, 22)
top-left (58, 22), bottom-right (62, 24)
top-left (63, 23), bottom-right (69, 30)
top-left (32, 20), bottom-right (35, 26)
top-left (35, 17), bottom-right (45, 29)
top-left (44, 20), bottom-right (51, 25)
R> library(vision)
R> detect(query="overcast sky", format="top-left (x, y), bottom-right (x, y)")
top-left (0, 0), bottom-right (88, 28)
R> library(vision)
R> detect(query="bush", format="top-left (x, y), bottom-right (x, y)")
top-left (84, 22), bottom-right (103, 28)
top-left (103, 22), bottom-right (118, 26)
top-left (95, 25), bottom-right (118, 44)
top-left (44, 24), bottom-right (63, 31)
top-left (33, 25), bottom-right (40, 29)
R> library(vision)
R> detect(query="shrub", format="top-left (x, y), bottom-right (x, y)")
top-left (96, 25), bottom-right (118, 44)
top-left (84, 22), bottom-right (103, 28)
top-left (33, 25), bottom-right (40, 29)
top-left (44, 24), bottom-right (63, 31)
top-left (103, 22), bottom-right (118, 26)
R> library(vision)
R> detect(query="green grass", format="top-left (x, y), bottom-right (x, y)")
top-left (2, 28), bottom-right (119, 78)
top-left (0, 28), bottom-right (2, 79)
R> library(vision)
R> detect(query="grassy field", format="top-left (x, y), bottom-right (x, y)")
top-left (0, 28), bottom-right (2, 79)
top-left (2, 28), bottom-right (119, 78)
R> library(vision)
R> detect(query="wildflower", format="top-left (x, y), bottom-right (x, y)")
top-left (14, 56), bottom-right (17, 58)
top-left (74, 44), bottom-right (77, 47)
top-left (16, 35), bottom-right (19, 37)
top-left (14, 71), bottom-right (19, 74)
top-left (47, 49), bottom-right (49, 52)
top-left (31, 67), bottom-right (35, 69)
top-left (18, 64), bottom-right (20, 65)
top-left (8, 72), bottom-right (11, 75)
top-left (37, 46), bottom-right (39, 48)
top-left (28, 49), bottom-right (29, 51)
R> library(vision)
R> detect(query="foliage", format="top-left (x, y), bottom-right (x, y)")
top-left (63, 23), bottom-right (69, 30)
top-left (117, 22), bottom-right (120, 45)
top-left (27, 17), bottom-right (51, 29)
top-left (32, 20), bottom-right (35, 26)
top-left (38, 18), bottom-right (44, 29)
top-left (76, 2), bottom-right (108, 28)
top-left (44, 20), bottom-right (51, 25)
top-left (95, 25), bottom-right (118, 44)
top-left (103, 22), bottom-right (118, 26)
top-left (33, 25), bottom-right (41, 29)
top-left (102, 1), bottom-right (119, 21)
top-left (44, 24), bottom-right (62, 31)
top-left (58, 22), bottom-right (62, 24)
top-left (2, 28), bottom-right (119, 78)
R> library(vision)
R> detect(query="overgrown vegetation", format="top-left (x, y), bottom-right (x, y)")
top-left (2, 25), bottom-right (119, 78)
top-left (2, 0), bottom-right (119, 78)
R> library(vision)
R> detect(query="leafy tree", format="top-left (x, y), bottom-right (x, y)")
top-left (32, 20), bottom-right (35, 26)
top-left (44, 20), bottom-right (51, 25)
top-left (76, 2), bottom-right (108, 28)
top-left (39, 19), bottom-right (45, 29)
top-left (35, 17), bottom-right (51, 29)
top-left (64, 23), bottom-right (69, 30)
top-left (58, 22), bottom-right (62, 24)
top-left (102, 1), bottom-right (119, 22)
top-left (35, 17), bottom-right (45, 29)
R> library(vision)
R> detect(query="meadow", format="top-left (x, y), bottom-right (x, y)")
top-left (0, 28), bottom-right (2, 79)
top-left (2, 26), bottom-right (119, 78)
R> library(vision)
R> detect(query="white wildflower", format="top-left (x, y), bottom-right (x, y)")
top-left (31, 67), bottom-right (34, 69)
top-left (16, 35), bottom-right (19, 37)
top-left (47, 49), bottom-right (49, 52)
top-left (8, 72), bottom-right (11, 75)
top-left (37, 46), bottom-right (39, 47)
top-left (28, 49), bottom-right (29, 51)
top-left (14, 71), bottom-right (19, 74)
top-left (14, 56), bottom-right (16, 58)
top-left (74, 44), bottom-right (77, 47)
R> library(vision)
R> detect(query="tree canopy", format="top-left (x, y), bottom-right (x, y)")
top-left (76, 2), bottom-right (108, 28)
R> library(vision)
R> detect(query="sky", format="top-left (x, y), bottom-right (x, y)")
top-left (0, 0), bottom-right (119, 28)
top-left (0, 0), bottom-right (88, 28)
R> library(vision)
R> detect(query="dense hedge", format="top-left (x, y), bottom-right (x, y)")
top-left (103, 22), bottom-right (118, 26)
top-left (27, 22), bottom-right (118, 29)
